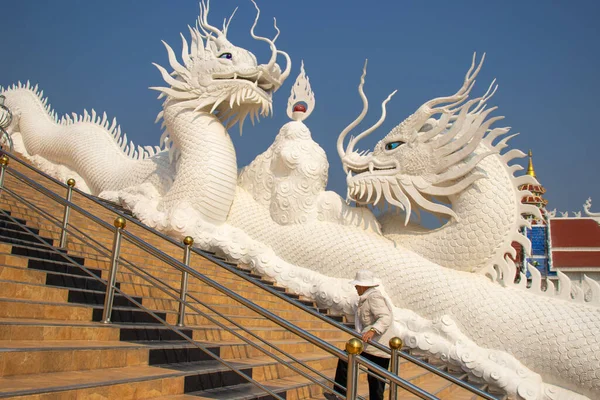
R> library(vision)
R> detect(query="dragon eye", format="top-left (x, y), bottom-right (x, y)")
top-left (385, 141), bottom-right (404, 151)
top-left (219, 52), bottom-right (233, 60)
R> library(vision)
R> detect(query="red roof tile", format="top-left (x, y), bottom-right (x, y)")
top-left (549, 219), bottom-right (600, 247)
top-left (552, 251), bottom-right (600, 268)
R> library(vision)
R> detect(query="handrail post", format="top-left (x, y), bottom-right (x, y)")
top-left (177, 236), bottom-right (193, 327)
top-left (346, 338), bottom-right (363, 400)
top-left (0, 154), bottom-right (8, 192)
top-left (59, 178), bottom-right (76, 248)
top-left (0, 95), bottom-right (13, 152)
top-left (389, 337), bottom-right (403, 400)
top-left (102, 217), bottom-right (126, 323)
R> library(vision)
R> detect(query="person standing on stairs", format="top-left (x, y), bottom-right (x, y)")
top-left (326, 270), bottom-right (394, 400)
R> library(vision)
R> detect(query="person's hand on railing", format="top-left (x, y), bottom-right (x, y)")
top-left (361, 328), bottom-right (377, 342)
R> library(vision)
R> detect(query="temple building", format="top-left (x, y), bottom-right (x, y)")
top-left (514, 151), bottom-right (600, 288)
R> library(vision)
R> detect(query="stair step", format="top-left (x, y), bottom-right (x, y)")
top-left (0, 352), bottom-right (336, 398)
top-left (0, 340), bottom-right (150, 377)
top-left (10, 243), bottom-right (84, 265)
top-left (0, 220), bottom-right (36, 236)
top-left (0, 365), bottom-right (184, 399)
top-left (0, 263), bottom-right (47, 284)
top-left (0, 297), bottom-right (164, 325)
top-left (185, 367), bottom-right (337, 400)
top-left (0, 276), bottom-right (139, 308)
top-left (92, 306), bottom-right (166, 324)
top-left (0, 278), bottom-right (69, 303)
top-left (120, 325), bottom-right (195, 342)
top-left (0, 298), bottom-right (93, 321)
top-left (27, 257), bottom-right (102, 278)
top-left (0, 318), bottom-right (120, 341)
top-left (45, 269), bottom-right (115, 291)
top-left (0, 212), bottom-right (27, 226)
top-left (0, 255), bottom-right (113, 291)
top-left (0, 227), bottom-right (54, 248)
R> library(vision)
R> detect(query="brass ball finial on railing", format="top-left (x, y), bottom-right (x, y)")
top-left (183, 236), bottom-right (194, 246)
top-left (66, 178), bottom-right (76, 187)
top-left (113, 216), bottom-right (127, 229)
top-left (346, 338), bottom-right (364, 355)
top-left (389, 337), bottom-right (403, 350)
top-left (0, 154), bottom-right (9, 166)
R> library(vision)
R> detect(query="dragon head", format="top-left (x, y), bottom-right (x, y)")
top-left (151, 0), bottom-right (291, 132)
top-left (338, 55), bottom-right (502, 224)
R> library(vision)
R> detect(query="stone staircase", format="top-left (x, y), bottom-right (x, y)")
top-left (0, 155), bottom-right (498, 399)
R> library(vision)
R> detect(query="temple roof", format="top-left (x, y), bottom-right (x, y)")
top-left (520, 183), bottom-right (546, 195)
top-left (522, 194), bottom-right (548, 207)
top-left (549, 218), bottom-right (600, 269)
top-left (519, 150), bottom-right (549, 209)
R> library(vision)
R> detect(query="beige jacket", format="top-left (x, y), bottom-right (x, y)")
top-left (355, 287), bottom-right (394, 358)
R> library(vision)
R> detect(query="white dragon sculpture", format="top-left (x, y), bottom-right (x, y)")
top-left (1, 2), bottom-right (599, 399)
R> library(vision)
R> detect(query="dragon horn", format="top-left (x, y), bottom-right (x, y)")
top-left (222, 7), bottom-right (238, 36)
top-left (401, 53), bottom-right (485, 134)
top-left (273, 18), bottom-right (291, 84)
top-left (346, 90), bottom-right (396, 155)
top-left (250, 0), bottom-right (279, 73)
top-left (198, 0), bottom-right (224, 38)
top-left (337, 60), bottom-right (396, 161)
top-left (337, 60), bottom-right (370, 162)
top-left (277, 49), bottom-right (292, 85)
top-left (422, 52), bottom-right (485, 114)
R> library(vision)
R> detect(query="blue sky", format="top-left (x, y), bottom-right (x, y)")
top-left (1, 1), bottom-right (598, 216)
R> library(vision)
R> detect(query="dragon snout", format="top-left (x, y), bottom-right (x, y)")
top-left (342, 151), bottom-right (372, 173)
top-left (343, 152), bottom-right (398, 178)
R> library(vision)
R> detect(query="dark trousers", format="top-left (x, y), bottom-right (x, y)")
top-left (333, 352), bottom-right (390, 400)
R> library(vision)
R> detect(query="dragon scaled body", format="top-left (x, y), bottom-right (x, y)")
top-left (1, 3), bottom-right (599, 400)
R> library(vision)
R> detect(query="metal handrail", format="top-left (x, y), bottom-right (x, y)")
top-left (0, 171), bottom-right (351, 398)
top-left (0, 187), bottom-right (285, 400)
top-left (4, 166), bottom-right (344, 361)
top-left (0, 151), bottom-right (497, 399)
top-left (0, 163), bottom-right (349, 399)
top-left (0, 160), bottom-right (398, 398)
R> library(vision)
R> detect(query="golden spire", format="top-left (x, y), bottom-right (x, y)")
top-left (526, 149), bottom-right (536, 178)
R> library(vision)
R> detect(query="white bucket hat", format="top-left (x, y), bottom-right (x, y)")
top-left (349, 270), bottom-right (379, 287)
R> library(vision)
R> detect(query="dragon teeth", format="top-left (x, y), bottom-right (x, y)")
top-left (364, 182), bottom-right (372, 202)
top-left (254, 71), bottom-right (262, 87)
top-left (373, 180), bottom-right (383, 205)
